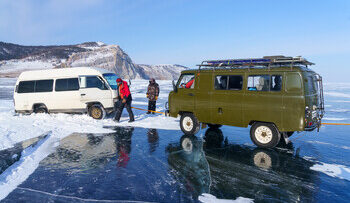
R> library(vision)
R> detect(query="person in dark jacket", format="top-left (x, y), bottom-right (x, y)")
top-left (114, 78), bottom-right (134, 122)
top-left (146, 78), bottom-right (159, 114)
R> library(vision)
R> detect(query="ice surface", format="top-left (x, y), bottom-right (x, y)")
top-left (1, 78), bottom-right (350, 201)
top-left (0, 133), bottom-right (58, 200)
top-left (199, 193), bottom-right (254, 203)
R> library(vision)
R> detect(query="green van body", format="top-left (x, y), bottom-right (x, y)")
top-left (168, 66), bottom-right (323, 133)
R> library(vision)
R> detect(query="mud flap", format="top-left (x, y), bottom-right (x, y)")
top-left (282, 132), bottom-right (290, 144)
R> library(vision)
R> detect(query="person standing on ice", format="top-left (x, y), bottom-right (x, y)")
top-left (146, 78), bottom-right (159, 114)
top-left (114, 78), bottom-right (135, 122)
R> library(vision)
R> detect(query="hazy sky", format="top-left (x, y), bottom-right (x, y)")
top-left (0, 0), bottom-right (349, 82)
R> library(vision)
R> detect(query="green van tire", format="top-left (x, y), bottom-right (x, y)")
top-left (180, 113), bottom-right (200, 135)
top-left (250, 122), bottom-right (281, 148)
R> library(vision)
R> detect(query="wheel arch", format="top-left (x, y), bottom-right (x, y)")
top-left (249, 120), bottom-right (281, 131)
top-left (32, 103), bottom-right (48, 112)
top-left (86, 102), bottom-right (104, 110)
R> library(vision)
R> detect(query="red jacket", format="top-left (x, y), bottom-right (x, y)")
top-left (118, 80), bottom-right (131, 99)
top-left (185, 79), bottom-right (194, 88)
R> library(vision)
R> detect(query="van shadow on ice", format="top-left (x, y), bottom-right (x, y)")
top-left (166, 127), bottom-right (320, 202)
top-left (0, 134), bottom-right (48, 174)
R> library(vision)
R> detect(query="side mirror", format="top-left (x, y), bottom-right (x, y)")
top-left (172, 80), bottom-right (178, 92)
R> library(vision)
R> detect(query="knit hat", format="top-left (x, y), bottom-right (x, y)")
top-left (116, 78), bottom-right (122, 83)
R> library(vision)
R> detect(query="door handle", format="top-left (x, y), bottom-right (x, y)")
top-left (81, 94), bottom-right (86, 96)
top-left (188, 93), bottom-right (195, 96)
top-left (218, 108), bottom-right (223, 114)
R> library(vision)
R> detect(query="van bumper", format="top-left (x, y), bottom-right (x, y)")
top-left (304, 120), bottom-right (322, 131)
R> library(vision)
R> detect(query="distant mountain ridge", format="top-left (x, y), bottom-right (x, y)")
top-left (0, 41), bottom-right (187, 79)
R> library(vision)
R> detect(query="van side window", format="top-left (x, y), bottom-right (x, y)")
top-left (215, 76), bottom-right (228, 90)
top-left (18, 81), bottom-right (35, 93)
top-left (248, 75), bottom-right (270, 91)
top-left (228, 76), bottom-right (243, 90)
top-left (35, 80), bottom-right (53, 92)
top-left (85, 76), bottom-right (108, 90)
top-left (270, 75), bottom-right (282, 91)
top-left (286, 73), bottom-right (302, 93)
top-left (55, 78), bottom-right (79, 91)
top-left (178, 74), bottom-right (195, 89)
top-left (215, 75), bottom-right (243, 90)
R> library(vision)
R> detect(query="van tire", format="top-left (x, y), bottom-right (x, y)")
top-left (208, 124), bottom-right (222, 129)
top-left (250, 122), bottom-right (280, 148)
top-left (180, 113), bottom-right (200, 135)
top-left (34, 106), bottom-right (48, 114)
top-left (88, 104), bottom-right (106, 120)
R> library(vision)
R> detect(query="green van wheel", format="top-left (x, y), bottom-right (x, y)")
top-left (250, 122), bottom-right (281, 148)
top-left (180, 113), bottom-right (200, 135)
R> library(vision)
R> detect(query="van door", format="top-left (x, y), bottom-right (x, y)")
top-left (54, 78), bottom-right (83, 111)
top-left (195, 73), bottom-right (212, 123)
top-left (211, 75), bottom-right (244, 126)
top-left (283, 72), bottom-right (304, 131)
top-left (79, 76), bottom-right (113, 109)
top-left (243, 74), bottom-right (283, 129)
top-left (175, 74), bottom-right (196, 113)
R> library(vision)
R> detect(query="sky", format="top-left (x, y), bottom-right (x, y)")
top-left (0, 0), bottom-right (349, 82)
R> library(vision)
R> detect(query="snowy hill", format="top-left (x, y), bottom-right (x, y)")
top-left (0, 41), bottom-right (187, 79)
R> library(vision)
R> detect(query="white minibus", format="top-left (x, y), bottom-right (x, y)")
top-left (14, 67), bottom-right (120, 119)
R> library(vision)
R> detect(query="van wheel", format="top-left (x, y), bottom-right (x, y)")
top-left (250, 122), bottom-right (280, 148)
top-left (34, 107), bottom-right (48, 114)
top-left (208, 124), bottom-right (222, 129)
top-left (89, 104), bottom-right (106, 120)
top-left (180, 113), bottom-right (200, 135)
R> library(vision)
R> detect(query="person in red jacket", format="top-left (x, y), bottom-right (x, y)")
top-left (114, 78), bottom-right (134, 122)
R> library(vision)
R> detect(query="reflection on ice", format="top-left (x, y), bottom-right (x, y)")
top-left (41, 127), bottom-right (134, 171)
top-left (167, 135), bottom-right (211, 198)
top-left (147, 129), bottom-right (159, 154)
top-left (167, 127), bottom-right (320, 202)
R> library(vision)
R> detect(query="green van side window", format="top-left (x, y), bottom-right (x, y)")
top-left (178, 74), bottom-right (195, 89)
top-left (286, 73), bottom-right (302, 92)
top-left (215, 75), bottom-right (243, 90)
top-left (271, 75), bottom-right (282, 91)
top-left (247, 75), bottom-right (270, 91)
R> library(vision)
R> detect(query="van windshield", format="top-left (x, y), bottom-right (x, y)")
top-left (103, 73), bottom-right (119, 90)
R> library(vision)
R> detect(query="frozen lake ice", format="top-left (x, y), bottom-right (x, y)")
top-left (0, 78), bottom-right (349, 202)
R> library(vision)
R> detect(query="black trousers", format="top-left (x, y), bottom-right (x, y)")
top-left (114, 95), bottom-right (134, 121)
top-left (148, 100), bottom-right (156, 112)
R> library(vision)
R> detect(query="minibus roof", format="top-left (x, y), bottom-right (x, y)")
top-left (18, 67), bottom-right (114, 80)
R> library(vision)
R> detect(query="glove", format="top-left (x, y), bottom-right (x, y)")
top-left (155, 96), bottom-right (158, 100)
top-left (146, 94), bottom-right (149, 98)
top-left (122, 98), bottom-right (126, 103)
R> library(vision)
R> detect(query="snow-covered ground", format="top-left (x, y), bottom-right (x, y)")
top-left (0, 79), bottom-right (179, 151)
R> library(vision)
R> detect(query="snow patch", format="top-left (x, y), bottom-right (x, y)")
top-left (199, 193), bottom-right (254, 203)
top-left (310, 163), bottom-right (350, 181)
top-left (322, 117), bottom-right (347, 121)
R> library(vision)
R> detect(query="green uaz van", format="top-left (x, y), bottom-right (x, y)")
top-left (166, 56), bottom-right (325, 148)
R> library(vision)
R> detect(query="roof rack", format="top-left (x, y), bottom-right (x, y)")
top-left (197, 55), bottom-right (314, 69)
